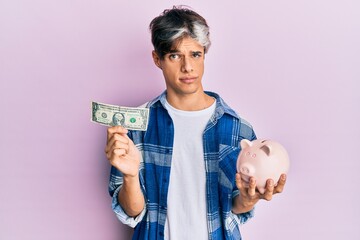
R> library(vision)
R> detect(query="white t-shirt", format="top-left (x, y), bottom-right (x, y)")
top-left (164, 99), bottom-right (216, 240)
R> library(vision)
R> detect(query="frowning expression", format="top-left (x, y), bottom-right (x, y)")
top-left (152, 37), bottom-right (205, 96)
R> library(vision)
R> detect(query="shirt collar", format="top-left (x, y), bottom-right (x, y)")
top-left (147, 91), bottom-right (240, 120)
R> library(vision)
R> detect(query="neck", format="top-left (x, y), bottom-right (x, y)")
top-left (166, 91), bottom-right (214, 111)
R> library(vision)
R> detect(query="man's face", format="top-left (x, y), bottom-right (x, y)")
top-left (153, 37), bottom-right (205, 97)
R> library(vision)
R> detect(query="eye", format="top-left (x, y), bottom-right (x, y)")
top-left (192, 52), bottom-right (202, 58)
top-left (169, 54), bottom-right (181, 61)
top-left (246, 152), bottom-right (250, 156)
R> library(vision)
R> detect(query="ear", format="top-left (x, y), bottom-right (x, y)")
top-left (260, 145), bottom-right (271, 156)
top-left (152, 50), bottom-right (162, 69)
top-left (240, 139), bottom-right (252, 149)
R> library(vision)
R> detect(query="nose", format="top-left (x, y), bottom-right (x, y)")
top-left (181, 56), bottom-right (193, 72)
top-left (239, 163), bottom-right (255, 175)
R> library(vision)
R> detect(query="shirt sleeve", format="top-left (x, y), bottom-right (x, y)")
top-left (231, 189), bottom-right (255, 224)
top-left (235, 118), bottom-right (256, 223)
top-left (111, 183), bottom-right (147, 228)
top-left (108, 167), bottom-right (147, 228)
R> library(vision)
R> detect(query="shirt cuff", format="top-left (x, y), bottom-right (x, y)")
top-left (237, 207), bottom-right (255, 224)
top-left (111, 186), bottom-right (147, 228)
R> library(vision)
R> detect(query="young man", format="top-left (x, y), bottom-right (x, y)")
top-left (105, 6), bottom-right (286, 240)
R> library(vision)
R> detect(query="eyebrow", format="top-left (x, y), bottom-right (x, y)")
top-left (167, 50), bottom-right (203, 54)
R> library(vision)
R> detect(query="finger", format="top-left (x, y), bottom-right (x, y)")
top-left (105, 133), bottom-right (129, 153)
top-left (112, 148), bottom-right (127, 157)
top-left (108, 148), bottom-right (128, 161)
top-left (107, 126), bottom-right (128, 141)
top-left (235, 173), bottom-right (243, 190)
top-left (247, 177), bottom-right (256, 197)
top-left (274, 174), bottom-right (287, 194)
top-left (122, 134), bottom-right (136, 151)
top-left (113, 141), bottom-right (130, 153)
top-left (262, 179), bottom-right (275, 201)
top-left (106, 141), bottom-right (130, 158)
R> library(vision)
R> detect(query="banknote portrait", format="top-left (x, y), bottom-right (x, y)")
top-left (112, 112), bottom-right (125, 126)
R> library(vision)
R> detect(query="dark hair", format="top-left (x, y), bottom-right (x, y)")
top-left (149, 6), bottom-right (211, 59)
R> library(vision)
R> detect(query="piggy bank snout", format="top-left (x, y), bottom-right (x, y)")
top-left (239, 163), bottom-right (255, 176)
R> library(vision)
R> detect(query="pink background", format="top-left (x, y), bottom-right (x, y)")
top-left (1, 0), bottom-right (359, 239)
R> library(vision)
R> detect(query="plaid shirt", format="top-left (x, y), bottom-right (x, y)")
top-left (109, 91), bottom-right (257, 240)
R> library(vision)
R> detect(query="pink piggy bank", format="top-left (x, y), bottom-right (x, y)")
top-left (237, 139), bottom-right (290, 194)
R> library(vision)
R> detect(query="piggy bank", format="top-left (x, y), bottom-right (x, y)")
top-left (236, 139), bottom-right (290, 194)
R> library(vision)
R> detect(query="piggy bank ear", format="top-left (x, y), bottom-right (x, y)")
top-left (240, 139), bottom-right (252, 149)
top-left (260, 144), bottom-right (271, 156)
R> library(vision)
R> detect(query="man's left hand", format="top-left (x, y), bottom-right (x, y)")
top-left (232, 173), bottom-right (287, 214)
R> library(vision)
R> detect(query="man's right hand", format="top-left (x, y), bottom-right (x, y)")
top-left (105, 126), bottom-right (141, 177)
top-left (105, 126), bottom-right (145, 217)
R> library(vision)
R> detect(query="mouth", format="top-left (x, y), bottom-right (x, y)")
top-left (179, 76), bottom-right (197, 83)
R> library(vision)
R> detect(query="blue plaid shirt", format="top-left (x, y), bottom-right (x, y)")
top-left (109, 91), bottom-right (257, 240)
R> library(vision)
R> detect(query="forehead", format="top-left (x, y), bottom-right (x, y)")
top-left (170, 37), bottom-right (204, 52)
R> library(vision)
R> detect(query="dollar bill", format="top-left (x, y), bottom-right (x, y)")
top-left (91, 101), bottom-right (149, 131)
